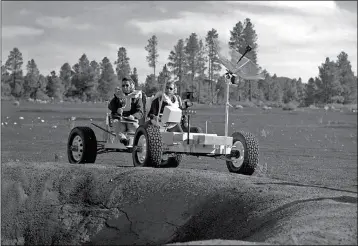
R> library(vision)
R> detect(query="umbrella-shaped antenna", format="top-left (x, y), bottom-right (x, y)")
top-left (213, 40), bottom-right (265, 140)
top-left (215, 40), bottom-right (265, 81)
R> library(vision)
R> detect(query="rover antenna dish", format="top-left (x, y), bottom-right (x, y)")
top-left (214, 40), bottom-right (265, 81)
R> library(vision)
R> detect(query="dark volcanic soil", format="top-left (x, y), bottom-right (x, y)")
top-left (2, 161), bottom-right (357, 245)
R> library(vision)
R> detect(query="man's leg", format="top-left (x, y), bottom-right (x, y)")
top-left (167, 123), bottom-right (184, 133)
top-left (126, 122), bottom-right (139, 146)
top-left (127, 122), bottom-right (139, 134)
top-left (114, 121), bottom-right (128, 144)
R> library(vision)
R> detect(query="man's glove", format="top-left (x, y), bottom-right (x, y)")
top-left (163, 95), bottom-right (173, 105)
top-left (117, 108), bottom-right (123, 115)
top-left (126, 115), bottom-right (135, 120)
top-left (149, 114), bottom-right (160, 126)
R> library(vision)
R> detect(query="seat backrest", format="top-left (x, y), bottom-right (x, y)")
top-left (139, 91), bottom-right (147, 125)
top-left (176, 94), bottom-right (183, 108)
top-left (144, 95), bottom-right (155, 118)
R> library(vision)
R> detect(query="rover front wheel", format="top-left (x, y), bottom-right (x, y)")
top-left (132, 124), bottom-right (163, 167)
top-left (226, 131), bottom-right (259, 175)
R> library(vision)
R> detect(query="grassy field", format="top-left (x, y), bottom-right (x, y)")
top-left (1, 100), bottom-right (357, 192)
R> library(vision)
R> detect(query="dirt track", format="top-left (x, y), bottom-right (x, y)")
top-left (2, 161), bottom-right (357, 245)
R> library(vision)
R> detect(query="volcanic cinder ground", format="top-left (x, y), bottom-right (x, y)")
top-left (1, 101), bottom-right (357, 245)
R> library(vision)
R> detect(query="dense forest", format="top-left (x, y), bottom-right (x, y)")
top-left (2, 18), bottom-right (357, 106)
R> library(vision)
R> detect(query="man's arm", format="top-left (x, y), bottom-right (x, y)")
top-left (108, 96), bottom-right (118, 114)
top-left (148, 97), bottom-right (159, 117)
top-left (133, 97), bottom-right (144, 119)
top-left (126, 97), bottom-right (144, 120)
top-left (177, 95), bottom-right (183, 109)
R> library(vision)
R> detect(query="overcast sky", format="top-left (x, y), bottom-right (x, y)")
top-left (2, 1), bottom-right (357, 84)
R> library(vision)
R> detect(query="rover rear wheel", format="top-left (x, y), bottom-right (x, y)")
top-left (67, 127), bottom-right (97, 164)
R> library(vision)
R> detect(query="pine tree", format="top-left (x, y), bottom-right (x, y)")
top-left (46, 71), bottom-right (65, 100)
top-left (242, 18), bottom-right (259, 101)
top-left (184, 33), bottom-right (200, 92)
top-left (130, 67), bottom-right (139, 88)
top-left (305, 77), bottom-right (318, 106)
top-left (1, 65), bottom-right (11, 97)
top-left (23, 59), bottom-right (40, 99)
top-left (206, 28), bottom-right (221, 102)
top-left (87, 60), bottom-right (100, 101)
top-left (35, 74), bottom-right (48, 100)
top-left (283, 78), bottom-right (298, 103)
top-left (314, 77), bottom-right (325, 103)
top-left (115, 47), bottom-right (131, 82)
top-left (318, 57), bottom-right (342, 103)
top-left (98, 57), bottom-right (118, 101)
top-left (59, 63), bottom-right (73, 98)
top-left (79, 54), bottom-right (93, 101)
top-left (68, 63), bottom-right (79, 98)
top-left (196, 39), bottom-right (208, 102)
top-left (168, 39), bottom-right (186, 95)
top-left (257, 69), bottom-right (272, 101)
top-left (269, 74), bottom-right (283, 103)
top-left (242, 18), bottom-right (258, 64)
top-left (145, 35), bottom-right (159, 79)
top-left (143, 74), bottom-right (158, 96)
top-left (157, 65), bottom-right (169, 88)
top-left (296, 77), bottom-right (305, 105)
top-left (271, 80), bottom-right (283, 103)
top-left (336, 51), bottom-right (356, 103)
top-left (70, 54), bottom-right (92, 100)
top-left (216, 75), bottom-right (227, 104)
top-left (228, 21), bottom-right (244, 52)
top-left (5, 47), bottom-right (24, 98)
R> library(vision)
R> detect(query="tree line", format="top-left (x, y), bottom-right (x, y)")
top-left (2, 18), bottom-right (357, 105)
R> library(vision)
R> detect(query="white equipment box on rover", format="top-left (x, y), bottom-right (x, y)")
top-left (162, 106), bottom-right (182, 123)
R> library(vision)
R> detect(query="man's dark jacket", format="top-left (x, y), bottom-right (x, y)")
top-left (108, 91), bottom-right (144, 120)
top-left (148, 97), bottom-right (170, 117)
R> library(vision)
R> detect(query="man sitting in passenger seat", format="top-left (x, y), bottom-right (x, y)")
top-left (148, 81), bottom-right (183, 132)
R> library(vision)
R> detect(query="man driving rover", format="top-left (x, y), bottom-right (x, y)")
top-left (108, 77), bottom-right (144, 145)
